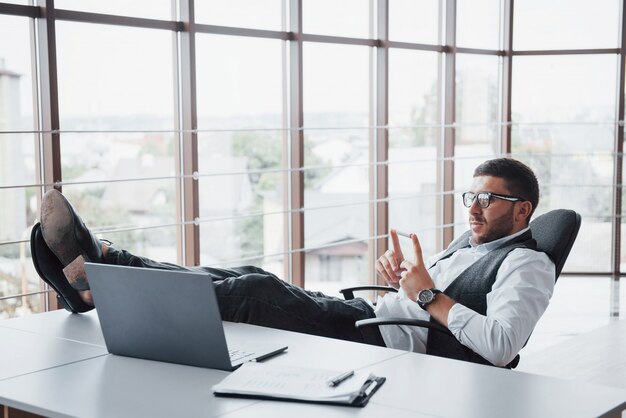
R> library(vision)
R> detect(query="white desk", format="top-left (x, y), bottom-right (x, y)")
top-left (365, 352), bottom-right (626, 418)
top-left (518, 318), bottom-right (626, 390)
top-left (0, 326), bottom-right (106, 382)
top-left (0, 309), bottom-right (105, 346)
top-left (0, 310), bottom-right (625, 418)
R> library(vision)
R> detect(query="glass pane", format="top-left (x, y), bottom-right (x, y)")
top-left (456, 0), bottom-right (500, 49)
top-left (0, 133), bottom-right (37, 188)
top-left (195, 34), bottom-right (285, 271)
top-left (0, 0), bottom-right (31, 6)
top-left (196, 34), bottom-right (284, 130)
top-left (195, 0), bottom-right (284, 30)
top-left (56, 22), bottom-right (175, 130)
top-left (303, 0), bottom-right (369, 38)
top-left (199, 214), bottom-right (285, 271)
top-left (304, 205), bottom-right (369, 294)
top-left (303, 124), bottom-right (370, 291)
top-left (512, 129), bottom-right (614, 273)
top-left (388, 157), bottom-right (439, 258)
top-left (197, 131), bottom-right (285, 271)
top-left (514, 0), bottom-right (620, 50)
top-left (0, 185), bottom-right (38, 243)
top-left (622, 131), bottom-right (626, 275)
top-left (0, 241), bottom-right (45, 319)
top-left (0, 15), bottom-right (34, 130)
top-left (303, 43), bottom-right (369, 128)
top-left (621, 278), bottom-right (626, 319)
top-left (60, 132), bottom-right (178, 262)
top-left (303, 128), bottom-right (369, 214)
top-left (454, 54), bottom-right (501, 235)
top-left (0, 15), bottom-right (38, 318)
top-left (40, 184), bottom-right (178, 261)
top-left (60, 132), bottom-right (175, 182)
top-left (389, 0), bottom-right (440, 44)
top-left (388, 49), bottom-right (441, 253)
top-left (512, 55), bottom-right (617, 123)
top-left (456, 54), bottom-right (500, 125)
top-left (389, 49), bottom-right (440, 127)
top-left (55, 0), bottom-right (172, 20)
top-left (103, 226), bottom-right (178, 264)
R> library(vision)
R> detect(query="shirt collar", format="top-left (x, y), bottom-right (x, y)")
top-left (468, 226), bottom-right (530, 253)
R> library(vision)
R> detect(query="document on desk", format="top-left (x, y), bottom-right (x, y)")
top-left (212, 362), bottom-right (385, 407)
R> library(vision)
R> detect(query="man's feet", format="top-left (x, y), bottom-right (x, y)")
top-left (30, 221), bottom-right (94, 312)
top-left (40, 189), bottom-right (104, 295)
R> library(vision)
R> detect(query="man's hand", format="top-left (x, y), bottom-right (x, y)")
top-left (399, 233), bottom-right (435, 302)
top-left (375, 229), bottom-right (405, 289)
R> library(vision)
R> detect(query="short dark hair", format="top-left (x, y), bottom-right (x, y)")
top-left (473, 158), bottom-right (540, 220)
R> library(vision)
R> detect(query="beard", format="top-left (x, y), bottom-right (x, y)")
top-left (470, 204), bottom-right (516, 244)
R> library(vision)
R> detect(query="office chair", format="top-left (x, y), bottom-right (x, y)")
top-left (340, 209), bottom-right (582, 367)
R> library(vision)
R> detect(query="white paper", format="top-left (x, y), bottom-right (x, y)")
top-left (212, 363), bottom-right (373, 402)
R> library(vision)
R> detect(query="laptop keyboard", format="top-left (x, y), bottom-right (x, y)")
top-left (229, 349), bottom-right (255, 362)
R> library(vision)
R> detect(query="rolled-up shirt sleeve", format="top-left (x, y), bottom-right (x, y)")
top-left (446, 249), bottom-right (555, 367)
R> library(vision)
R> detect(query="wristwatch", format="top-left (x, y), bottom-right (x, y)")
top-left (416, 288), bottom-right (442, 310)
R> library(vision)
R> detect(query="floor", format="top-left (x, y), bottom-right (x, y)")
top-left (519, 275), bottom-right (623, 357)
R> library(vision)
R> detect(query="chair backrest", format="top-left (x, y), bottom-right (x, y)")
top-left (529, 209), bottom-right (581, 280)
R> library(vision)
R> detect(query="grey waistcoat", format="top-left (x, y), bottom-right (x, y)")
top-left (426, 229), bottom-right (537, 368)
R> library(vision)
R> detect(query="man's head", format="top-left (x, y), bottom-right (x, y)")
top-left (465, 158), bottom-right (539, 244)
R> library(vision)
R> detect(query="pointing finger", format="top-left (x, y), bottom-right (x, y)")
top-left (411, 233), bottom-right (424, 266)
top-left (390, 229), bottom-right (403, 263)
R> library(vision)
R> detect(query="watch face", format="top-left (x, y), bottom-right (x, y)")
top-left (418, 289), bottom-right (434, 304)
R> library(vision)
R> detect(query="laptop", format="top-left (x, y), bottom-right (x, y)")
top-left (84, 263), bottom-right (288, 371)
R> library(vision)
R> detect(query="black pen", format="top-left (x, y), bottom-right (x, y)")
top-left (327, 370), bottom-right (354, 387)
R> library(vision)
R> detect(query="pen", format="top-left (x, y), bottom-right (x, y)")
top-left (327, 370), bottom-right (354, 387)
top-left (395, 230), bottom-right (412, 239)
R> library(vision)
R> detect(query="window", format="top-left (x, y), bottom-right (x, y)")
top-left (514, 0), bottom-right (620, 50)
top-left (303, 0), bottom-right (369, 38)
top-left (303, 42), bottom-right (370, 292)
top-left (195, 34), bottom-right (285, 271)
top-left (55, 21), bottom-right (179, 262)
top-left (389, 0), bottom-right (440, 45)
top-left (388, 49), bottom-right (441, 257)
top-left (0, 14), bottom-right (39, 318)
top-left (456, 0), bottom-right (500, 49)
top-left (0, 0), bottom-right (624, 319)
top-left (512, 54), bottom-right (617, 272)
top-left (195, 0), bottom-right (284, 30)
top-left (55, 0), bottom-right (173, 20)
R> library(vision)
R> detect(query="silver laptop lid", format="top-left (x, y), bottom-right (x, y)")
top-left (85, 263), bottom-right (253, 371)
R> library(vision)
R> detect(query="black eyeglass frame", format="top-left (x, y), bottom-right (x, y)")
top-left (462, 191), bottom-right (525, 208)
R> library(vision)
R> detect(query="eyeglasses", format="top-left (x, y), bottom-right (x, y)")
top-left (462, 191), bottom-right (524, 208)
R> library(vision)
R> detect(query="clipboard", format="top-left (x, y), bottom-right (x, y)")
top-left (212, 363), bottom-right (386, 407)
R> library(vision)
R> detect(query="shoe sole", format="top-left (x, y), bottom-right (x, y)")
top-left (40, 190), bottom-right (90, 290)
top-left (30, 222), bottom-right (94, 313)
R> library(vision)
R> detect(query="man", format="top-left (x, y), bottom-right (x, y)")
top-left (33, 158), bottom-right (554, 368)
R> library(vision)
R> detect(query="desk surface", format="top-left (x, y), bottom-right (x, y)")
top-left (0, 310), bottom-right (625, 418)
top-left (0, 326), bottom-right (106, 382)
top-left (518, 318), bottom-right (626, 390)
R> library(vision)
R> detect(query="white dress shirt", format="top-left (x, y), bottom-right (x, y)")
top-left (374, 227), bottom-right (555, 366)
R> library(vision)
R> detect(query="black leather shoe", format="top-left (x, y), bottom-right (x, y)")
top-left (40, 189), bottom-right (103, 291)
top-left (30, 222), bottom-right (94, 313)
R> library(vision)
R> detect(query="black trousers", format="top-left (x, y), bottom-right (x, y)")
top-left (103, 246), bottom-right (386, 346)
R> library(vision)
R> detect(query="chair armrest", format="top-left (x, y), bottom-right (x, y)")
top-left (355, 317), bottom-right (452, 336)
top-left (339, 285), bottom-right (397, 300)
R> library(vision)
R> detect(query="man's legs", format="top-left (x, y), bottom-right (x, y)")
top-left (104, 246), bottom-right (384, 345)
top-left (40, 189), bottom-right (385, 346)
